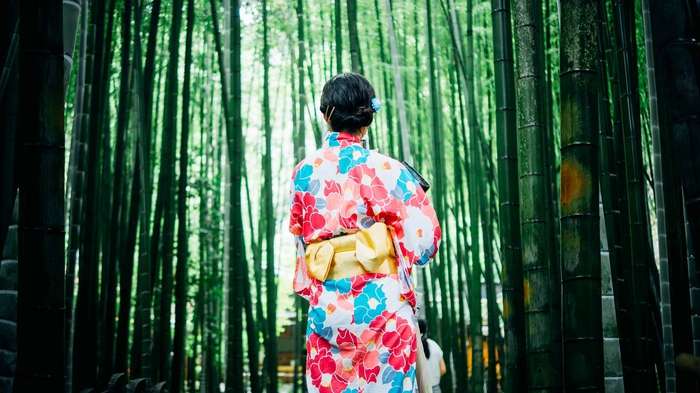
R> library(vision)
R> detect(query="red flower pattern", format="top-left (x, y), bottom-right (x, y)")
top-left (348, 164), bottom-right (390, 205)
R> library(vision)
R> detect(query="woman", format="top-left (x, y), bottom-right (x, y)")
top-left (417, 319), bottom-right (447, 393)
top-left (289, 73), bottom-right (441, 392)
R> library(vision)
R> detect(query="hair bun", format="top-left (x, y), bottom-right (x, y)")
top-left (319, 73), bottom-right (377, 133)
top-left (356, 105), bottom-right (374, 116)
top-left (331, 107), bottom-right (373, 132)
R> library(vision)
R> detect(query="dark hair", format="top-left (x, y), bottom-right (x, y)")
top-left (418, 319), bottom-right (430, 358)
top-left (319, 73), bottom-right (376, 133)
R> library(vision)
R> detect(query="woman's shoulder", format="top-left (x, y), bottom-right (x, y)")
top-left (365, 149), bottom-right (407, 172)
top-left (290, 148), bottom-right (325, 179)
top-left (427, 338), bottom-right (443, 354)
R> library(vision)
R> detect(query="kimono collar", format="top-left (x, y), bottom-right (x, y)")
top-left (323, 131), bottom-right (363, 148)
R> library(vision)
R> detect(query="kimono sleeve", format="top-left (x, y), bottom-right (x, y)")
top-left (289, 166), bottom-right (313, 300)
top-left (370, 164), bottom-right (441, 268)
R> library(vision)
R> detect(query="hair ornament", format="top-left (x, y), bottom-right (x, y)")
top-left (370, 97), bottom-right (381, 112)
top-left (324, 105), bottom-right (336, 120)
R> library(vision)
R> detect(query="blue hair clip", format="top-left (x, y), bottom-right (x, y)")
top-left (370, 97), bottom-right (381, 112)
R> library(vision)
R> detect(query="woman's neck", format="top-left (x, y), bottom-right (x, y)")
top-left (323, 130), bottom-right (363, 147)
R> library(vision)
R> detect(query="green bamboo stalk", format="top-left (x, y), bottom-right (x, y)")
top-left (465, 0), bottom-right (483, 389)
top-left (489, 0), bottom-right (525, 391)
top-left (456, 54), bottom-right (474, 390)
top-left (594, 2), bottom-right (643, 388)
top-left (542, 0), bottom-right (560, 259)
top-left (116, 65), bottom-right (141, 378)
top-left (292, 7), bottom-right (309, 389)
top-left (244, 169), bottom-right (265, 391)
top-left (513, 0), bottom-right (561, 390)
top-left (373, 0), bottom-right (394, 156)
top-left (263, 0), bottom-right (277, 391)
top-left (99, 0), bottom-right (132, 384)
top-left (96, 3), bottom-right (116, 318)
top-left (411, 5), bottom-right (424, 172)
top-left (211, 69), bottom-right (225, 393)
top-left (483, 168), bottom-right (499, 393)
top-left (142, 0), bottom-right (162, 136)
top-left (192, 52), bottom-right (207, 393)
top-left (450, 65), bottom-right (469, 391)
top-left (208, 91), bottom-right (223, 393)
top-left (295, 0), bottom-right (307, 158)
top-left (224, 0), bottom-right (246, 390)
top-left (154, 0), bottom-right (184, 382)
top-left (596, 2), bottom-right (633, 390)
top-left (640, 0), bottom-right (675, 390)
top-left (334, 0), bottom-right (343, 73)
top-left (559, 0), bottom-right (603, 390)
top-left (611, 1), bottom-right (657, 388)
top-left (346, 0), bottom-right (364, 73)
top-left (425, 2), bottom-right (452, 391)
top-left (239, 169), bottom-right (260, 393)
top-left (73, 0), bottom-right (107, 387)
top-left (302, 0), bottom-right (323, 148)
top-left (130, 0), bottom-right (156, 378)
top-left (171, 0), bottom-right (194, 390)
top-left (382, 0), bottom-right (411, 163)
top-left (65, 1), bottom-right (90, 388)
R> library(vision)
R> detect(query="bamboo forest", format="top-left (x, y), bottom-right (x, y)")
top-left (2, 0), bottom-right (700, 392)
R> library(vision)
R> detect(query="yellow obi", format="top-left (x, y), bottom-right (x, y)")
top-left (305, 222), bottom-right (398, 281)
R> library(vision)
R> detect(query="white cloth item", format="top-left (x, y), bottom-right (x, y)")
top-left (424, 338), bottom-right (444, 387)
top-left (415, 330), bottom-right (433, 393)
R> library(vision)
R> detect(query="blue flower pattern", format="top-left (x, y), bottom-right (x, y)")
top-left (391, 366), bottom-right (416, 393)
top-left (308, 306), bottom-right (333, 340)
top-left (394, 168), bottom-right (417, 202)
top-left (338, 145), bottom-right (369, 174)
top-left (353, 281), bottom-right (387, 324)
top-left (325, 132), bottom-right (341, 147)
top-left (294, 164), bottom-right (314, 192)
top-left (323, 277), bottom-right (351, 294)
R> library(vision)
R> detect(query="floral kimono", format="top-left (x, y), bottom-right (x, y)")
top-left (289, 131), bottom-right (441, 393)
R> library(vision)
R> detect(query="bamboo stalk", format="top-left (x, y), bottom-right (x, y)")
top-left (559, 0), bottom-right (604, 389)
